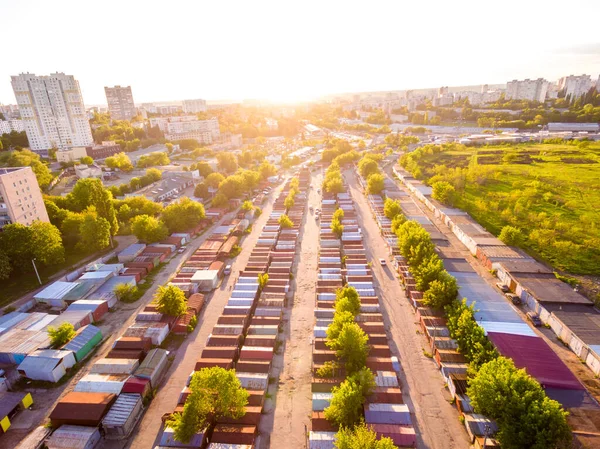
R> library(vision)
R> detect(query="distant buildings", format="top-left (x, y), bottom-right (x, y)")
top-left (0, 166), bottom-right (49, 228)
top-left (558, 74), bottom-right (593, 99)
top-left (505, 78), bottom-right (548, 102)
top-left (149, 116), bottom-right (220, 144)
top-left (104, 85), bottom-right (136, 121)
top-left (56, 141), bottom-right (122, 162)
top-left (11, 73), bottom-right (93, 154)
top-left (0, 119), bottom-right (24, 134)
top-left (182, 99), bottom-right (207, 113)
top-left (265, 118), bottom-right (278, 131)
top-left (134, 171), bottom-right (195, 202)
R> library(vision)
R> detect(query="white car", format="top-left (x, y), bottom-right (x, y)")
top-left (379, 258), bottom-right (387, 266)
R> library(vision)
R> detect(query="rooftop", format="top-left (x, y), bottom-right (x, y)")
top-left (512, 273), bottom-right (592, 305)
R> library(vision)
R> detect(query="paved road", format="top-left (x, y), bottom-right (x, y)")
top-left (268, 172), bottom-right (320, 448)
top-left (126, 185), bottom-right (284, 449)
top-left (346, 169), bottom-right (470, 449)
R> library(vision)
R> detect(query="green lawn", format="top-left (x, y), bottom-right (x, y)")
top-left (407, 142), bottom-right (600, 275)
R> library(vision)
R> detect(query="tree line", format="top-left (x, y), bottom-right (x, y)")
top-left (386, 200), bottom-right (571, 448)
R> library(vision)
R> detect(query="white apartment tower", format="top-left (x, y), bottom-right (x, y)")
top-left (182, 99), bottom-right (207, 113)
top-left (505, 78), bottom-right (548, 102)
top-left (558, 75), bottom-right (593, 100)
top-left (11, 73), bottom-right (93, 154)
top-left (105, 85), bottom-right (136, 121)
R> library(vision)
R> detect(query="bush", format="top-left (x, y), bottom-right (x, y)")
top-left (48, 323), bottom-right (76, 348)
top-left (499, 225), bottom-right (524, 246)
top-left (155, 285), bottom-right (187, 317)
top-left (278, 214), bottom-right (294, 228)
top-left (432, 181), bottom-right (456, 206)
top-left (335, 422), bottom-right (397, 449)
top-left (113, 283), bottom-right (139, 303)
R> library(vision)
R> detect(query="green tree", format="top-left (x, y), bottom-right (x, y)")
top-left (162, 197), bottom-right (206, 233)
top-left (331, 218), bottom-right (344, 239)
top-left (383, 198), bottom-right (402, 219)
top-left (284, 193), bottom-right (295, 210)
top-left (131, 214), bottom-right (169, 243)
top-left (216, 152), bottom-right (238, 173)
top-left (326, 310), bottom-right (354, 343)
top-left (423, 272), bottom-right (458, 309)
top-left (324, 368), bottom-right (375, 427)
top-left (467, 357), bottom-right (571, 449)
top-left (0, 149), bottom-right (53, 188)
top-left (0, 223), bottom-right (33, 270)
top-left (194, 182), bottom-right (209, 198)
top-left (205, 172), bottom-right (225, 189)
top-left (195, 161), bottom-right (213, 177)
top-left (155, 285), bottom-right (187, 316)
top-left (113, 283), bottom-right (138, 302)
top-left (333, 322), bottom-right (370, 374)
top-left (445, 299), bottom-right (497, 370)
top-left (335, 422), bottom-right (397, 449)
top-left (217, 175), bottom-right (245, 199)
top-left (241, 200), bottom-right (253, 211)
top-left (334, 286), bottom-right (361, 316)
top-left (105, 152), bottom-right (134, 172)
top-left (167, 367), bottom-right (249, 444)
top-left (499, 225), bottom-right (524, 246)
top-left (390, 214), bottom-right (406, 234)
top-left (257, 273), bottom-right (269, 290)
top-left (69, 178), bottom-right (119, 235)
top-left (367, 173), bottom-right (385, 194)
top-left (30, 221), bottom-right (65, 265)
top-left (0, 250), bottom-right (12, 280)
top-left (432, 181), bottom-right (456, 206)
top-left (80, 156), bottom-right (93, 165)
top-left (137, 151), bottom-right (170, 168)
top-left (358, 158), bottom-right (380, 178)
top-left (278, 214), bottom-right (294, 228)
top-left (77, 208), bottom-right (111, 251)
top-left (413, 253), bottom-right (445, 292)
top-left (333, 208), bottom-right (344, 222)
top-left (258, 161), bottom-right (277, 180)
top-left (48, 322), bottom-right (76, 348)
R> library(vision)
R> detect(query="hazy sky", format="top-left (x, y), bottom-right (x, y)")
top-left (1, 0), bottom-right (599, 105)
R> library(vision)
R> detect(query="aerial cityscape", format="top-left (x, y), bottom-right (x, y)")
top-left (1, 1), bottom-right (600, 449)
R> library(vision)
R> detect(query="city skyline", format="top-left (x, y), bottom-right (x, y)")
top-left (1, 0), bottom-right (600, 105)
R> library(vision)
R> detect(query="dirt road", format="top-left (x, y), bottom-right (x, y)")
top-left (126, 186), bottom-right (284, 449)
top-left (266, 172), bottom-right (320, 449)
top-left (346, 169), bottom-right (470, 449)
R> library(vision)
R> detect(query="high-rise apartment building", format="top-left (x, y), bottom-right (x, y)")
top-left (558, 74), bottom-right (593, 99)
top-left (505, 78), bottom-right (548, 102)
top-left (104, 85), bottom-right (136, 121)
top-left (0, 167), bottom-right (49, 228)
top-left (11, 73), bottom-right (93, 154)
top-left (182, 99), bottom-right (207, 113)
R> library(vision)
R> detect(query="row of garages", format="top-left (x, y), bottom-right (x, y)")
top-left (366, 167), bottom-right (593, 446)
top-left (392, 164), bottom-right (600, 377)
top-left (26, 214), bottom-right (236, 446)
top-left (309, 182), bottom-right (416, 448)
top-left (156, 170), bottom-right (310, 449)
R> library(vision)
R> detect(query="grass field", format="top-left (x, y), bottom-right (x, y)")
top-left (402, 141), bottom-right (600, 275)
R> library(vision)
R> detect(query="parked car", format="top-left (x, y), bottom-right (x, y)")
top-left (379, 258), bottom-right (387, 266)
top-left (317, 188), bottom-right (321, 194)
top-left (527, 312), bottom-right (542, 327)
top-left (496, 282), bottom-right (510, 293)
top-left (177, 247), bottom-right (187, 254)
top-left (309, 206), bottom-right (314, 213)
top-left (224, 265), bottom-right (232, 276)
top-left (506, 293), bottom-right (521, 305)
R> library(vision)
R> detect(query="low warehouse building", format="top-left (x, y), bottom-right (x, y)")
top-left (102, 393), bottom-right (143, 439)
top-left (17, 350), bottom-right (76, 383)
top-left (50, 392), bottom-right (116, 427)
top-left (46, 425), bottom-right (101, 449)
top-left (62, 325), bottom-right (102, 362)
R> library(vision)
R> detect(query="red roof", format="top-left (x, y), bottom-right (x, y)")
top-left (488, 333), bottom-right (583, 390)
top-left (122, 376), bottom-right (151, 394)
